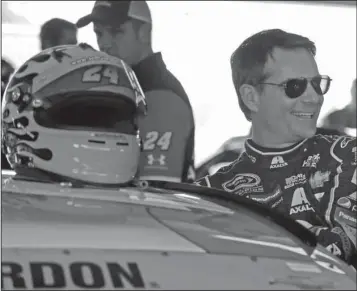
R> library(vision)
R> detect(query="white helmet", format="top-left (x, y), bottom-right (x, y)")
top-left (2, 43), bottom-right (147, 185)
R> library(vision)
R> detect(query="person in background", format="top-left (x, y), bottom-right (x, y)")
top-left (1, 58), bottom-right (15, 98)
top-left (76, 0), bottom-right (195, 183)
top-left (1, 58), bottom-right (15, 170)
top-left (195, 29), bottom-right (356, 265)
top-left (39, 18), bottom-right (78, 50)
top-left (322, 78), bottom-right (356, 136)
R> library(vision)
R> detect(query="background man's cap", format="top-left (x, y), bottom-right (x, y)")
top-left (76, 1), bottom-right (151, 28)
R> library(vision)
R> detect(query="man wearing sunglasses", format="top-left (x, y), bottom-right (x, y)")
top-left (196, 29), bottom-right (356, 265)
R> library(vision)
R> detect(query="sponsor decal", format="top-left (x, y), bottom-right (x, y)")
top-left (285, 174), bottom-right (306, 189)
top-left (208, 162), bottom-right (232, 176)
top-left (340, 136), bottom-right (354, 148)
top-left (289, 187), bottom-right (315, 215)
top-left (222, 173), bottom-right (262, 194)
top-left (1, 262), bottom-right (147, 290)
top-left (271, 197), bottom-right (283, 208)
top-left (326, 243), bottom-right (342, 257)
top-left (314, 192), bottom-right (325, 202)
top-left (339, 224), bottom-right (357, 249)
top-left (319, 135), bottom-right (339, 143)
top-left (71, 56), bottom-right (111, 66)
top-left (309, 171), bottom-right (330, 189)
top-left (250, 185), bottom-right (282, 204)
top-left (338, 211), bottom-right (357, 225)
top-left (348, 192), bottom-right (356, 201)
top-left (147, 154), bottom-right (166, 167)
top-left (270, 156), bottom-right (288, 169)
top-left (337, 197), bottom-right (351, 209)
top-left (302, 154), bottom-right (320, 168)
top-left (247, 154), bottom-right (256, 163)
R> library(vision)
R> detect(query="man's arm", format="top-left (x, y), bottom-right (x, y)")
top-left (194, 155), bottom-right (244, 189)
top-left (319, 136), bottom-right (357, 262)
top-left (330, 136), bottom-right (356, 239)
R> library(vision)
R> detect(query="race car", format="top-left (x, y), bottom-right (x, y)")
top-left (2, 169), bottom-right (356, 290)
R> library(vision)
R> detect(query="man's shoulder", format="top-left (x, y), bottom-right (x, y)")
top-left (138, 55), bottom-right (192, 110)
top-left (312, 134), bottom-right (341, 143)
top-left (213, 152), bottom-right (251, 175)
top-left (194, 153), bottom-right (256, 189)
top-left (312, 134), bottom-right (355, 145)
top-left (311, 134), bottom-right (356, 160)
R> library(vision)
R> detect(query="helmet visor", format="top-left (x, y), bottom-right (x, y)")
top-left (35, 94), bottom-right (138, 134)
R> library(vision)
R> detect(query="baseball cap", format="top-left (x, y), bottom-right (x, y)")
top-left (76, 0), bottom-right (151, 28)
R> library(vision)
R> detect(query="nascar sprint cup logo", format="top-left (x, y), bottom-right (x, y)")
top-left (222, 173), bottom-right (261, 193)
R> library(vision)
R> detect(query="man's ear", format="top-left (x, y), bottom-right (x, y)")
top-left (239, 84), bottom-right (260, 114)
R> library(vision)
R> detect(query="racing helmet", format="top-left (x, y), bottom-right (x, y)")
top-left (2, 43), bottom-right (147, 185)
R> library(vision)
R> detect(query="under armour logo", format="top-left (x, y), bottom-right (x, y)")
top-left (147, 154), bottom-right (166, 166)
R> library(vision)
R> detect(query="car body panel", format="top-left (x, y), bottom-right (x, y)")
top-left (2, 171), bottom-right (356, 290)
top-left (2, 248), bottom-right (349, 290)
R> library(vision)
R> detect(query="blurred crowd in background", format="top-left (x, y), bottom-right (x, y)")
top-left (1, 1), bottom-right (356, 173)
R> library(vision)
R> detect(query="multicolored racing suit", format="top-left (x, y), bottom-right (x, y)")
top-left (195, 134), bottom-right (357, 263)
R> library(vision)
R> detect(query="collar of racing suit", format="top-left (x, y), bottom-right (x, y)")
top-left (244, 138), bottom-right (309, 168)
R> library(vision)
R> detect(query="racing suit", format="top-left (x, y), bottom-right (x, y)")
top-left (195, 134), bottom-right (357, 263)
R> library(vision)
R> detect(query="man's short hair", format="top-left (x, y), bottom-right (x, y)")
top-left (40, 18), bottom-right (77, 50)
top-left (230, 29), bottom-right (316, 121)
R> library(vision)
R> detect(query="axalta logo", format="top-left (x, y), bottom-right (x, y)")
top-left (326, 243), bottom-right (342, 257)
top-left (289, 188), bottom-right (314, 215)
top-left (270, 156), bottom-right (288, 169)
top-left (222, 173), bottom-right (261, 192)
top-left (302, 154), bottom-right (320, 168)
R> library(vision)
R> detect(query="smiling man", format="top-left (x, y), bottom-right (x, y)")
top-left (195, 29), bottom-right (357, 265)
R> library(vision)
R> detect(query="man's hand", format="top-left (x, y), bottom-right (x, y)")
top-left (311, 225), bottom-right (355, 263)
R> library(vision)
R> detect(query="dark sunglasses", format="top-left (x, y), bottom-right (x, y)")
top-left (259, 75), bottom-right (332, 99)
